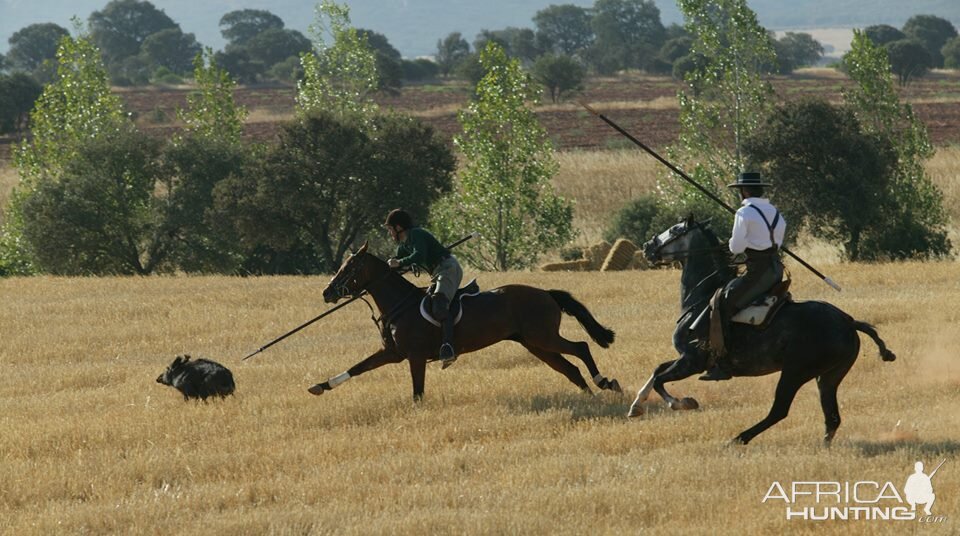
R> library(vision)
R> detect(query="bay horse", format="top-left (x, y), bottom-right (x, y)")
top-left (628, 216), bottom-right (896, 445)
top-left (307, 242), bottom-right (621, 401)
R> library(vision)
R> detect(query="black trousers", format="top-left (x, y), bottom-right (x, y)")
top-left (723, 248), bottom-right (783, 311)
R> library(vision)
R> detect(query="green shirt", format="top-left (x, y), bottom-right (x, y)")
top-left (395, 227), bottom-right (450, 273)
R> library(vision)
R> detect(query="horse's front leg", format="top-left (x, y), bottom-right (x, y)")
top-left (628, 359), bottom-right (676, 417)
top-left (652, 352), bottom-right (703, 411)
top-left (308, 347), bottom-right (405, 396)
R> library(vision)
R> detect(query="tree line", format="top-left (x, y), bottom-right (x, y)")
top-left (1, 0), bottom-right (953, 275)
top-left (0, 2), bottom-right (571, 276)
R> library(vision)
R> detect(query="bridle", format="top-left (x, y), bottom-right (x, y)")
top-left (648, 221), bottom-right (726, 263)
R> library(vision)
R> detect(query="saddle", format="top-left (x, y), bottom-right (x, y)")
top-left (688, 279), bottom-right (792, 355)
top-left (419, 279), bottom-right (481, 326)
top-left (730, 279), bottom-right (792, 327)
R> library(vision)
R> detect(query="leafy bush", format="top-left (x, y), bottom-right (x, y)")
top-left (604, 194), bottom-right (686, 246)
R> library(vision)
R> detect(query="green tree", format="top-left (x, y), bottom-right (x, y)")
top-left (432, 43), bottom-right (574, 271)
top-left (19, 128), bottom-right (170, 274)
top-left (3, 27), bottom-right (129, 274)
top-left (6, 23), bottom-right (69, 74)
top-left (533, 4), bottom-right (594, 57)
top-left (604, 194), bottom-right (679, 247)
top-left (902, 14), bottom-right (957, 68)
top-left (532, 54), bottom-right (586, 103)
top-left (842, 30), bottom-right (950, 260)
top-left (401, 58), bottom-right (439, 81)
top-left (744, 98), bottom-right (897, 260)
top-left (774, 32), bottom-right (823, 73)
top-left (213, 48), bottom-right (262, 84)
top-left (89, 0), bottom-right (178, 67)
top-left (474, 28), bottom-right (543, 64)
top-left (161, 135), bottom-right (249, 273)
top-left (0, 73), bottom-right (42, 134)
top-left (666, 0), bottom-right (776, 226)
top-left (885, 39), bottom-right (932, 86)
top-left (177, 49), bottom-right (248, 144)
top-left (587, 0), bottom-right (666, 74)
top-left (246, 28), bottom-right (312, 69)
top-left (436, 32), bottom-right (471, 76)
top-left (219, 9), bottom-right (284, 47)
top-left (212, 112), bottom-right (453, 273)
top-left (864, 24), bottom-right (906, 46)
top-left (357, 29), bottom-right (404, 93)
top-left (944, 36), bottom-right (960, 69)
top-left (140, 27), bottom-right (201, 74)
top-left (297, 0), bottom-right (379, 124)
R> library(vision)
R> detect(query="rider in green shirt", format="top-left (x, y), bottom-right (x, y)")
top-left (384, 209), bottom-right (464, 368)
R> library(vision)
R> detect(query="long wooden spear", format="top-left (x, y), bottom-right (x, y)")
top-left (242, 232), bottom-right (478, 361)
top-left (580, 101), bottom-right (841, 292)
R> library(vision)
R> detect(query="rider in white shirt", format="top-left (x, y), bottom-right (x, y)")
top-left (701, 172), bottom-right (786, 381)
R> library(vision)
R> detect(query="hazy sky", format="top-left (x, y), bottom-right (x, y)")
top-left (0, 0), bottom-right (604, 57)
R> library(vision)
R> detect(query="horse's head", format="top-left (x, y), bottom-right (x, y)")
top-left (643, 215), bottom-right (707, 265)
top-left (322, 242), bottom-right (385, 303)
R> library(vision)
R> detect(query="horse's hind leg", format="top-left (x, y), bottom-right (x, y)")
top-left (522, 344), bottom-right (591, 393)
top-left (817, 360), bottom-right (855, 445)
top-left (530, 335), bottom-right (620, 392)
top-left (733, 372), bottom-right (810, 445)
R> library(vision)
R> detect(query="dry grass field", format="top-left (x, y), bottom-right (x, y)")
top-left (553, 145), bottom-right (960, 253)
top-left (1, 261), bottom-right (958, 534)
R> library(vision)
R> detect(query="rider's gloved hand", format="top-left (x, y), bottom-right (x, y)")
top-left (387, 258), bottom-right (401, 269)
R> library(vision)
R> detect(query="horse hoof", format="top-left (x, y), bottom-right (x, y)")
top-left (608, 379), bottom-right (622, 393)
top-left (307, 384), bottom-right (325, 396)
top-left (627, 404), bottom-right (645, 418)
top-left (670, 397), bottom-right (699, 411)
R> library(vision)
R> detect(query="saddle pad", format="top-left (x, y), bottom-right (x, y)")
top-left (731, 295), bottom-right (780, 325)
top-left (419, 291), bottom-right (480, 327)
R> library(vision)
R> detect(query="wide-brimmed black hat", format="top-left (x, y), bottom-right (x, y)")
top-left (727, 171), bottom-right (772, 188)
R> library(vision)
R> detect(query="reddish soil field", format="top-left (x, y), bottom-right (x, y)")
top-left (3, 72), bottom-right (959, 161)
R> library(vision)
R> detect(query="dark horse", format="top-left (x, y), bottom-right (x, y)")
top-left (628, 216), bottom-right (896, 445)
top-left (307, 242), bottom-right (622, 400)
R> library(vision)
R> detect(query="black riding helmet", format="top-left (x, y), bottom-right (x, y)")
top-left (384, 208), bottom-right (414, 230)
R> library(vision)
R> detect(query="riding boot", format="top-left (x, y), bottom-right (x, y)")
top-left (439, 317), bottom-right (456, 369)
top-left (700, 301), bottom-right (733, 381)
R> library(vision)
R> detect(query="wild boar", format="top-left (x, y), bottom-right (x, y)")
top-left (156, 355), bottom-right (235, 400)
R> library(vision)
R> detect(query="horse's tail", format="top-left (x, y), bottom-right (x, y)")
top-left (853, 321), bottom-right (896, 362)
top-left (548, 290), bottom-right (615, 348)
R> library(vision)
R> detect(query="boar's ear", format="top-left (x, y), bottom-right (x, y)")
top-left (182, 354), bottom-right (191, 363)
top-left (172, 355), bottom-right (184, 367)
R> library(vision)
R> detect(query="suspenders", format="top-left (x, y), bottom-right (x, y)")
top-left (747, 204), bottom-right (780, 249)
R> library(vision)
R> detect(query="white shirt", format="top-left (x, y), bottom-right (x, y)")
top-left (728, 198), bottom-right (786, 254)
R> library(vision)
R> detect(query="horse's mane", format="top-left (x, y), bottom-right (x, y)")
top-left (360, 250), bottom-right (421, 293)
top-left (695, 222), bottom-right (736, 282)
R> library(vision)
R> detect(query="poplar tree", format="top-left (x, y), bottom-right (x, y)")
top-left (296, 0), bottom-right (378, 125)
top-left (2, 24), bottom-right (129, 274)
top-left (663, 0), bottom-right (776, 226)
top-left (431, 42), bottom-right (574, 271)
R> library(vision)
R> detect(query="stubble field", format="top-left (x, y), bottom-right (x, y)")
top-left (2, 69), bottom-right (960, 535)
top-left (1, 260), bottom-right (958, 534)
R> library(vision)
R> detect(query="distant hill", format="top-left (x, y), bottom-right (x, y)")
top-left (1, 0), bottom-right (958, 58)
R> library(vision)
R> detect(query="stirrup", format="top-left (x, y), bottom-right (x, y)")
top-left (439, 343), bottom-right (456, 369)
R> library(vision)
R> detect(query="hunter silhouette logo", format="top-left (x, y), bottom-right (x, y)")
top-left (905, 460), bottom-right (944, 516)
top-left (762, 459), bottom-right (948, 523)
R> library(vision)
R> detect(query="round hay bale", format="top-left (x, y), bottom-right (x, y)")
top-left (540, 259), bottom-right (593, 272)
top-left (583, 240), bottom-right (612, 270)
top-left (631, 250), bottom-right (651, 270)
top-left (601, 238), bottom-right (638, 271)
